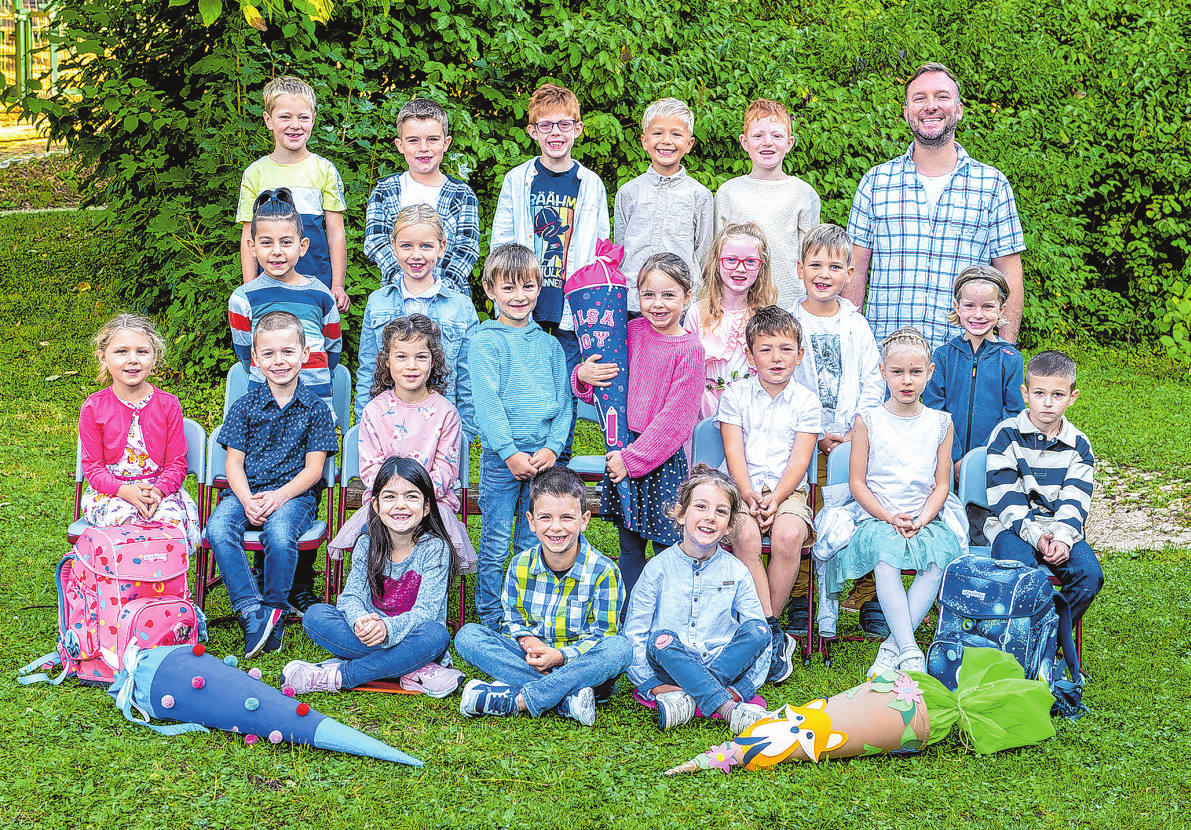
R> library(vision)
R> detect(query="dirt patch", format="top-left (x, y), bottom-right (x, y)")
top-left (1087, 463), bottom-right (1191, 552)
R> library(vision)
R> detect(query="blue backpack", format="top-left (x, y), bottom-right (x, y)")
top-left (926, 554), bottom-right (1085, 718)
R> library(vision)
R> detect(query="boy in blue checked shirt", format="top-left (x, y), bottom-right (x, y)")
top-left (363, 99), bottom-right (481, 295)
top-left (207, 311), bottom-right (339, 658)
top-left (455, 467), bottom-right (631, 727)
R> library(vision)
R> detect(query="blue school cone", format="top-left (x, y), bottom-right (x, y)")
top-left (108, 644), bottom-right (422, 766)
top-left (564, 239), bottom-right (633, 527)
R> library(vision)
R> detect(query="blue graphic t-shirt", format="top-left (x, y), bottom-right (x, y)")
top-left (530, 159), bottom-right (580, 324)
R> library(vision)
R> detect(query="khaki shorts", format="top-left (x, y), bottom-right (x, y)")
top-left (759, 485), bottom-right (817, 546)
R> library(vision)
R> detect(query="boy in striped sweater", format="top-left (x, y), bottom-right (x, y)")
top-left (985, 350), bottom-right (1103, 622)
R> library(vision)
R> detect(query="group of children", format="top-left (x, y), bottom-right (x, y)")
top-left (72, 72), bottom-right (1104, 731)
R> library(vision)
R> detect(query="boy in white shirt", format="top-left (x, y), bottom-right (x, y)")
top-left (715, 98), bottom-right (821, 307)
top-left (789, 222), bottom-right (885, 626)
top-left (716, 306), bottom-right (821, 684)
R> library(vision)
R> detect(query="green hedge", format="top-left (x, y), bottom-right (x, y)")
top-left (10, 0), bottom-right (1191, 376)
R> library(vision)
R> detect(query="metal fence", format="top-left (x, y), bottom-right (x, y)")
top-left (0, 0), bottom-right (57, 96)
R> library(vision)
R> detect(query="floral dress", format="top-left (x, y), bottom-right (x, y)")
top-left (80, 392), bottom-right (201, 549)
top-left (684, 304), bottom-right (753, 419)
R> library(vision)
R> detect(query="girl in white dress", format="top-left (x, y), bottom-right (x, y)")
top-left (813, 327), bottom-right (967, 677)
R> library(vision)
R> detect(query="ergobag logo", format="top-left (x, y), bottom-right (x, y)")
top-left (961, 588), bottom-right (986, 601)
top-left (143, 553), bottom-right (168, 562)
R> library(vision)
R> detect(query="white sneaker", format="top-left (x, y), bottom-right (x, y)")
top-left (555, 686), bottom-right (596, 727)
top-left (728, 701), bottom-right (771, 734)
top-left (281, 659), bottom-right (342, 694)
top-left (399, 662), bottom-right (466, 698)
top-left (654, 690), bottom-right (697, 730)
top-left (866, 641), bottom-right (901, 680)
top-left (898, 648), bottom-right (927, 673)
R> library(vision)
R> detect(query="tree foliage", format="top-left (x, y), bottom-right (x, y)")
top-left (9, 0), bottom-right (1191, 375)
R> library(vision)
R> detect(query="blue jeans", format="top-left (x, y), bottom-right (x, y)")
top-left (455, 623), bottom-right (632, 716)
top-left (207, 490), bottom-right (317, 615)
top-left (547, 327), bottom-right (581, 465)
top-left (645, 621), bottom-right (771, 715)
top-left (992, 532), bottom-right (1104, 623)
top-left (301, 603), bottom-right (450, 689)
top-left (476, 448), bottom-right (537, 629)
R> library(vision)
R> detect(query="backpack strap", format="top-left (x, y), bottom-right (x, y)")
top-left (17, 652), bottom-right (69, 686)
top-left (1050, 592), bottom-right (1088, 720)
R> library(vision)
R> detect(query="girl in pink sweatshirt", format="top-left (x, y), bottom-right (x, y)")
top-left (574, 253), bottom-right (705, 599)
top-left (78, 314), bottom-right (200, 549)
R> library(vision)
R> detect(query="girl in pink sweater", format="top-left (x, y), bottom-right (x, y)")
top-left (329, 314), bottom-right (475, 572)
top-left (78, 314), bottom-right (200, 548)
top-left (574, 253), bottom-right (705, 598)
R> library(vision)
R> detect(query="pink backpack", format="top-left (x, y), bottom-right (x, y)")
top-left (20, 525), bottom-right (206, 686)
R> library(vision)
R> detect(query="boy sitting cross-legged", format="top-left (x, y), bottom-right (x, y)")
top-left (363, 98), bottom-right (481, 295)
top-left (716, 306), bottom-right (821, 684)
top-left (986, 349), bottom-right (1104, 624)
top-left (455, 467), bottom-right (632, 726)
top-left (464, 243), bottom-right (573, 630)
top-left (207, 311), bottom-right (339, 658)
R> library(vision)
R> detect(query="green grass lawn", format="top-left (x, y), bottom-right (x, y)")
top-left (2, 211), bottom-right (1190, 829)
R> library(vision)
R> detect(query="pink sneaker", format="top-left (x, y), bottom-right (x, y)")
top-left (399, 662), bottom-right (465, 698)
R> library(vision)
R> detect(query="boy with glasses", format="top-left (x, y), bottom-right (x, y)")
top-left (491, 83), bottom-right (610, 462)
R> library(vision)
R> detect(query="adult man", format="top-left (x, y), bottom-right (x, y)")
top-left (844, 62), bottom-right (1026, 348)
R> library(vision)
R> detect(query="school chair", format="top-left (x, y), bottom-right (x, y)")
top-left (330, 424), bottom-right (470, 632)
top-left (223, 362), bottom-right (351, 429)
top-left (957, 446), bottom-right (1083, 663)
top-left (193, 423), bottom-right (337, 614)
top-left (567, 401), bottom-right (607, 482)
top-left (68, 418), bottom-right (207, 545)
top-left (690, 417), bottom-right (818, 663)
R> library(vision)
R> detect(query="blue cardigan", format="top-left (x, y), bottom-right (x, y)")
top-left (923, 335), bottom-right (1025, 463)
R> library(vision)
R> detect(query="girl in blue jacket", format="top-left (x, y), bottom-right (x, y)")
top-left (923, 265), bottom-right (1024, 480)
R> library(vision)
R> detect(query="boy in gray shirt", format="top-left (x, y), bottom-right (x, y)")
top-left (614, 98), bottom-right (714, 312)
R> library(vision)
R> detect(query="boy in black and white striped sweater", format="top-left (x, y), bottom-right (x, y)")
top-left (984, 349), bottom-right (1103, 622)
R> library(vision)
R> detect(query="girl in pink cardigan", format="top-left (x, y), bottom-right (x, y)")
top-left (78, 314), bottom-right (200, 548)
top-left (329, 315), bottom-right (476, 572)
top-left (574, 253), bottom-right (705, 599)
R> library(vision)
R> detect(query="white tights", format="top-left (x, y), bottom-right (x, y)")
top-left (873, 561), bottom-right (943, 656)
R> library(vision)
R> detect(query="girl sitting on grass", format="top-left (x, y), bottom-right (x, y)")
top-left (622, 464), bottom-right (772, 734)
top-left (285, 456), bottom-right (462, 697)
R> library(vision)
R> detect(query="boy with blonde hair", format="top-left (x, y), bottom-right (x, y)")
top-left (615, 98), bottom-right (714, 310)
top-left (491, 83), bottom-right (609, 459)
top-left (363, 98), bottom-right (481, 295)
top-left (236, 76), bottom-right (349, 311)
top-left (466, 244), bottom-right (574, 630)
top-left (716, 98), bottom-right (821, 308)
top-left (208, 311), bottom-right (339, 657)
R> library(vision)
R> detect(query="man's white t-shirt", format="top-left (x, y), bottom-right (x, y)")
top-left (917, 170), bottom-right (955, 210)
